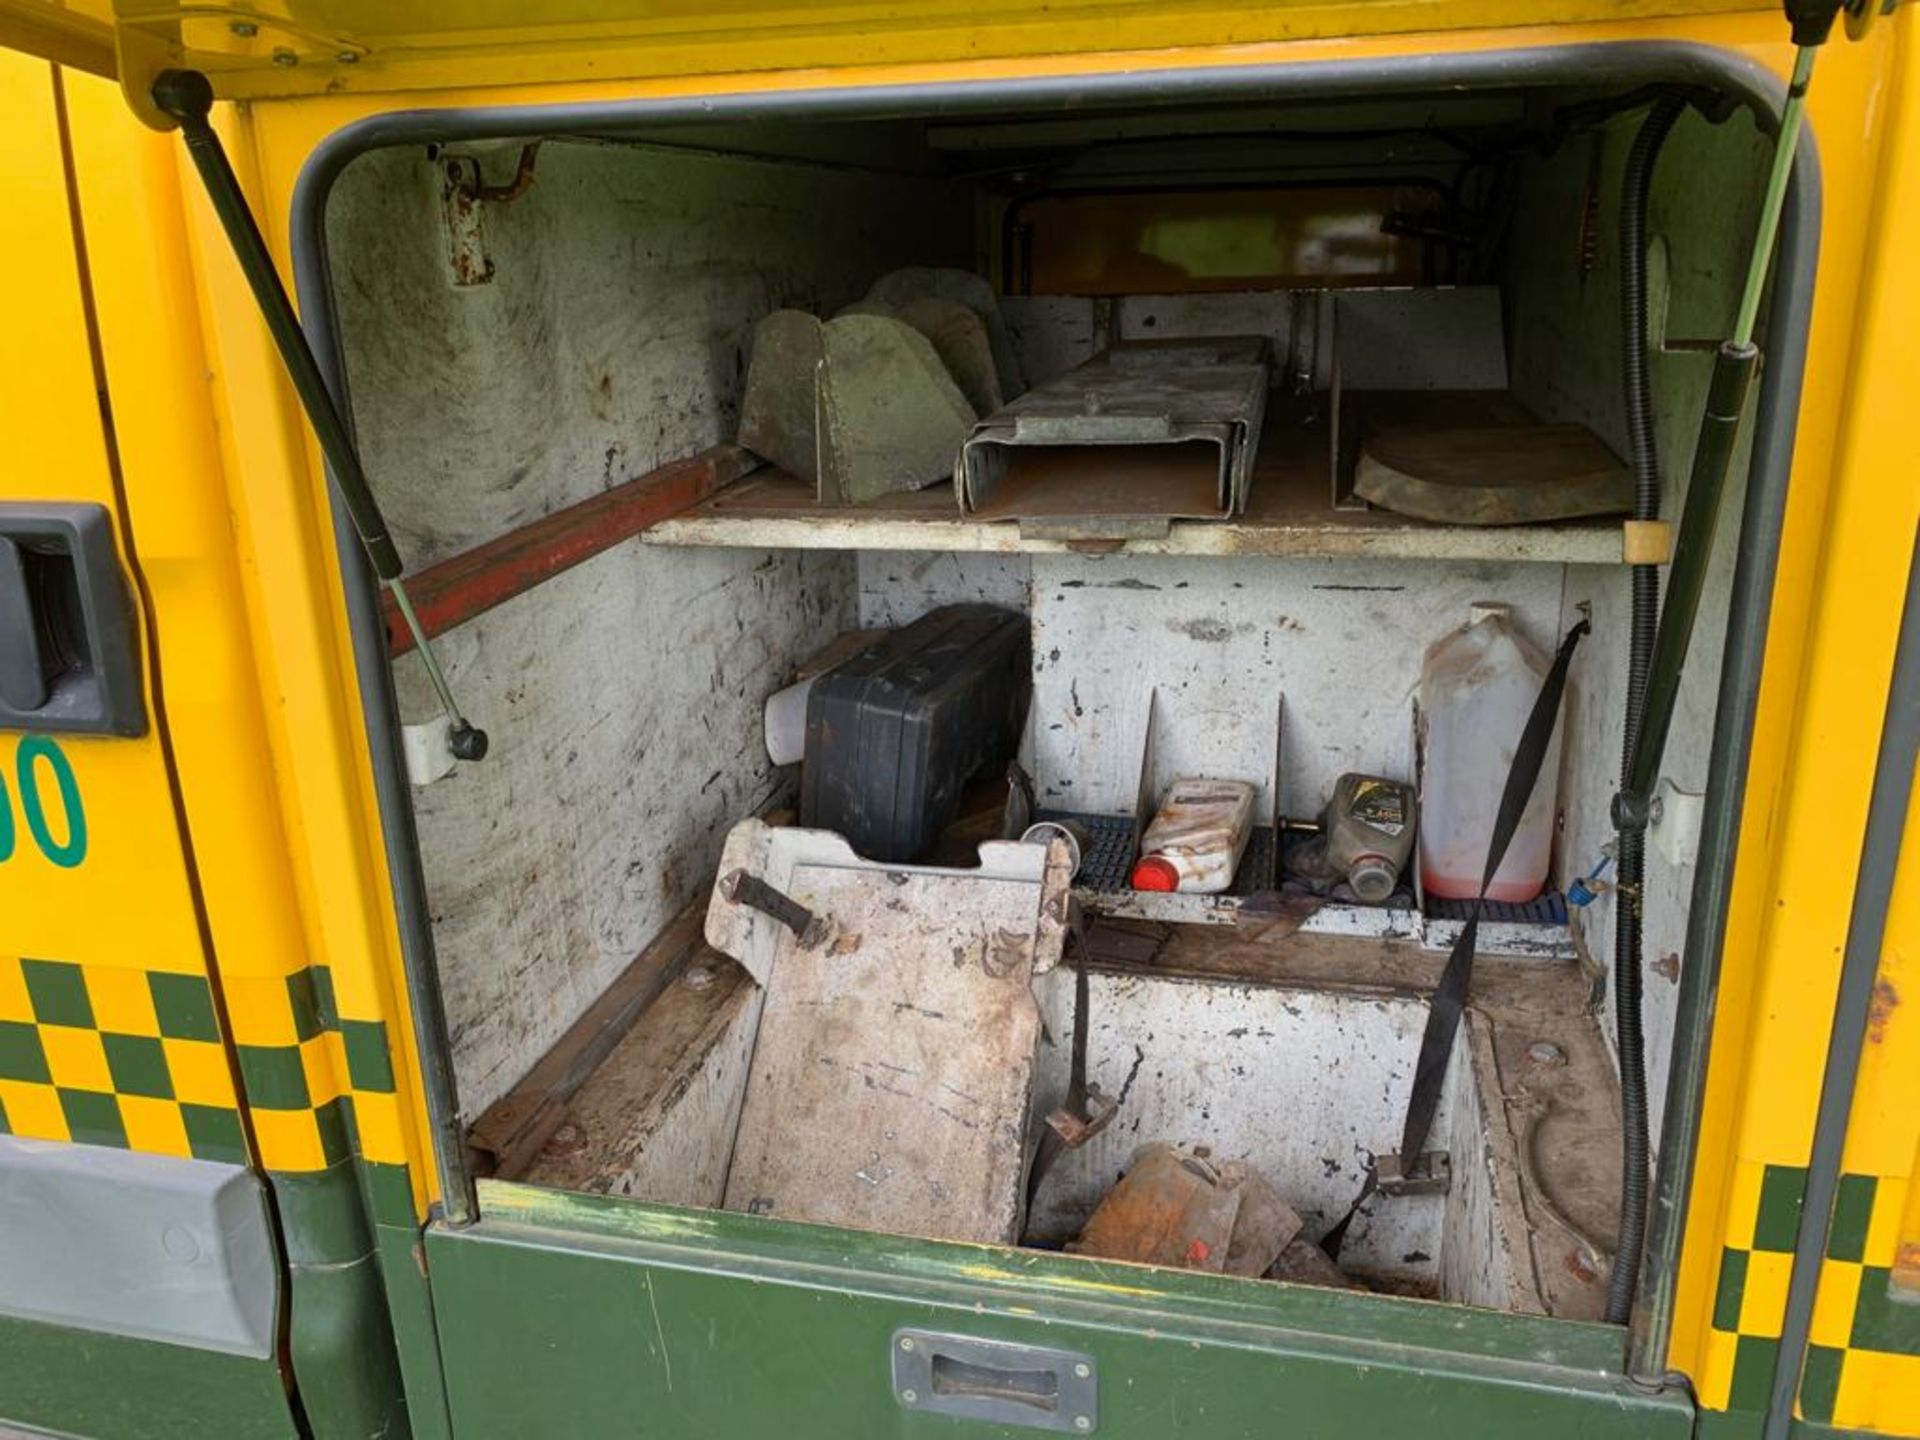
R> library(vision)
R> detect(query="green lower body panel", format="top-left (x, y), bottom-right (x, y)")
top-left (0, 1314), bottom-right (296, 1440)
top-left (428, 1181), bottom-right (1694, 1439)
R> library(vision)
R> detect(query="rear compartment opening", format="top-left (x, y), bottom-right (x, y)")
top-left (313, 61), bottom-right (1783, 1324)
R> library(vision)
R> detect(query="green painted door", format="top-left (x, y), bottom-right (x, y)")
top-left (427, 1183), bottom-right (1692, 1438)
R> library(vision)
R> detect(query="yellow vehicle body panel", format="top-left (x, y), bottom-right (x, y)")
top-left (3, 1), bottom-right (1919, 1434)
top-left (1805, 776), bottom-right (1920, 1430)
top-left (2, 51), bottom-right (431, 1197)
top-left (0, 50), bottom-right (247, 1163)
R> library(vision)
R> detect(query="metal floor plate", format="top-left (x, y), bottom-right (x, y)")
top-left (1050, 809), bottom-right (1566, 925)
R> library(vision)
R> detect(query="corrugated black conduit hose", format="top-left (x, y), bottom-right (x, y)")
top-left (1608, 91), bottom-right (1688, 1326)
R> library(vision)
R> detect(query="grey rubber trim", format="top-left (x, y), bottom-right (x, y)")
top-left (0, 1137), bottom-right (278, 1357)
top-left (1633, 123), bottom-right (1821, 1372)
top-left (1759, 528), bottom-right (1920, 1439)
top-left (284, 38), bottom-right (1817, 1366)
top-left (327, 492), bottom-right (475, 1224)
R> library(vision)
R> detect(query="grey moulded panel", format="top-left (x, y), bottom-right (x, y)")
top-left (737, 309), bottom-right (977, 504)
top-left (0, 502), bottom-right (146, 737)
top-left (0, 1136), bottom-right (279, 1358)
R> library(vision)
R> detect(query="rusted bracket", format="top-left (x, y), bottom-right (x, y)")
top-left (720, 868), bottom-right (829, 951)
top-left (441, 144), bottom-right (541, 286)
top-left (1045, 1086), bottom-right (1118, 1148)
top-left (454, 143), bottom-right (542, 203)
top-left (1027, 899), bottom-right (1120, 1204)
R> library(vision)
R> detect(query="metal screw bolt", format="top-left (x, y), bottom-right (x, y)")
top-left (270, 47), bottom-right (298, 66)
top-left (1074, 1417), bottom-right (1093, 1432)
top-left (681, 965), bottom-right (715, 991)
top-left (1526, 1040), bottom-right (1567, 1068)
top-left (900, 1389), bottom-right (918, 1405)
top-left (898, 1336), bottom-right (915, 1352)
top-left (229, 20), bottom-right (258, 36)
top-left (1073, 1363), bottom-right (1091, 1379)
top-left (335, 50), bottom-right (360, 64)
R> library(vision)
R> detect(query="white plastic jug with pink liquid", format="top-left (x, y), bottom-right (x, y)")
top-left (1418, 603), bottom-right (1561, 904)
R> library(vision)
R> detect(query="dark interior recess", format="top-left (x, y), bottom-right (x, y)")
top-left (310, 59), bottom-right (1789, 1333)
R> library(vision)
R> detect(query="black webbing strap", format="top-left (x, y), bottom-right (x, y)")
top-left (1325, 617), bottom-right (1589, 1257)
top-left (1026, 900), bottom-right (1093, 1208)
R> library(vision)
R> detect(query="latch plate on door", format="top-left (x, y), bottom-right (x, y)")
top-left (0, 503), bottom-right (145, 737)
top-left (892, 1329), bottom-right (1098, 1433)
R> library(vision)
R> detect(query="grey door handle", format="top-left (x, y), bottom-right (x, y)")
top-left (892, 1329), bottom-right (1098, 1433)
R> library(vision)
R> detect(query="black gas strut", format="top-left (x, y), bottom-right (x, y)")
top-left (151, 69), bottom-right (487, 763)
top-left (1605, 0), bottom-right (1838, 1324)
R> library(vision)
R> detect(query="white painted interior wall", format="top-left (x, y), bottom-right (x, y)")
top-left (1026, 554), bottom-right (1566, 821)
top-left (1027, 968), bottom-right (1508, 1301)
top-left (1507, 106), bottom-right (1770, 1147)
top-left (864, 94), bottom-right (1769, 1161)
top-left (324, 100), bottom-right (1763, 1158)
top-left (327, 139), bottom-right (967, 1112)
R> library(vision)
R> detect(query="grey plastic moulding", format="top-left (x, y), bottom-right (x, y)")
top-left (0, 1136), bottom-right (279, 1358)
top-left (0, 502), bottom-right (146, 737)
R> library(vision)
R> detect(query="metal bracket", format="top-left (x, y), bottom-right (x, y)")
top-left (440, 144), bottom-right (541, 288)
top-left (1045, 1085), bottom-right (1118, 1149)
top-left (402, 716), bottom-right (458, 787)
top-left (1649, 776), bottom-right (1706, 868)
top-left (1375, 1150), bottom-right (1452, 1198)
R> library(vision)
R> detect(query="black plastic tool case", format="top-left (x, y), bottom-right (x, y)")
top-left (800, 605), bottom-right (1030, 863)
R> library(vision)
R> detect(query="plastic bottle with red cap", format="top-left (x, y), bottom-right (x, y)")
top-left (1129, 778), bottom-right (1258, 894)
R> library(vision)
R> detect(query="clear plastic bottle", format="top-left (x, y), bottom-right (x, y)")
top-left (1418, 603), bottom-right (1560, 904)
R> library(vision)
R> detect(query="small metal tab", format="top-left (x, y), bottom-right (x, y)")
top-left (1650, 776), bottom-right (1706, 868)
top-left (401, 715), bottom-right (458, 787)
top-left (1375, 1150), bottom-right (1453, 1198)
top-left (1045, 1086), bottom-right (1118, 1149)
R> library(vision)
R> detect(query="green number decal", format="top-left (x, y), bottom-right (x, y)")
top-left (17, 736), bottom-right (87, 869)
top-left (0, 771), bottom-right (12, 863)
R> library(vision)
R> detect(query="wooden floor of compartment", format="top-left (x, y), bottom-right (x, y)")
top-left (509, 905), bottom-right (1622, 1322)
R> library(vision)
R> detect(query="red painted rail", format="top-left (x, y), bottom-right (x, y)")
top-left (382, 443), bottom-right (758, 654)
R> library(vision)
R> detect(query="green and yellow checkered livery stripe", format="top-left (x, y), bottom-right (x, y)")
top-left (0, 953), bottom-right (414, 1192)
top-left (220, 962), bottom-right (411, 1177)
top-left (1798, 1171), bottom-right (1920, 1430)
top-left (1698, 1159), bottom-right (1809, 1418)
top-left (0, 955), bottom-right (245, 1160)
top-left (1697, 1157), bottom-right (1920, 1435)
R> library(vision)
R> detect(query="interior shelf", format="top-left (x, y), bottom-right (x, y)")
top-left (644, 410), bottom-right (1625, 565)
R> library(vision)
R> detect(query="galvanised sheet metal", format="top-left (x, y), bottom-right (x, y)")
top-left (957, 338), bottom-right (1269, 527)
